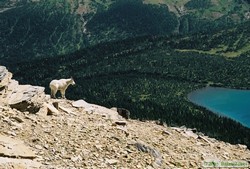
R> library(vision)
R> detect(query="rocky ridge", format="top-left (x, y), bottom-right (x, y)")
top-left (0, 65), bottom-right (249, 169)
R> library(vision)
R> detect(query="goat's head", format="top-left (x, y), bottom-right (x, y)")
top-left (70, 77), bottom-right (76, 85)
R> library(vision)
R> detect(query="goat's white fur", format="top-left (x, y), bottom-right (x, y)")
top-left (49, 77), bottom-right (75, 99)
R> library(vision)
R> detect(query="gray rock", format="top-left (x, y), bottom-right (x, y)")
top-left (0, 66), bottom-right (12, 93)
top-left (6, 79), bottom-right (19, 93)
top-left (72, 99), bottom-right (91, 108)
top-left (184, 130), bottom-right (198, 139)
top-left (8, 85), bottom-right (46, 113)
top-left (0, 66), bottom-right (7, 81)
top-left (106, 159), bottom-right (119, 165)
top-left (134, 141), bottom-right (162, 169)
top-left (237, 144), bottom-right (247, 150)
top-left (0, 134), bottom-right (36, 159)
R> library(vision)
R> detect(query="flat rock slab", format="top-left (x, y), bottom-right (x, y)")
top-left (0, 134), bottom-right (36, 159)
top-left (72, 100), bottom-right (122, 120)
top-left (0, 157), bottom-right (41, 169)
top-left (8, 85), bottom-right (44, 105)
top-left (184, 130), bottom-right (198, 139)
top-left (72, 99), bottom-right (91, 108)
top-left (8, 85), bottom-right (45, 113)
top-left (91, 104), bottom-right (122, 121)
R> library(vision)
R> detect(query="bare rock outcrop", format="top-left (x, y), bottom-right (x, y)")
top-left (8, 85), bottom-right (46, 113)
top-left (0, 66), bottom-right (47, 113)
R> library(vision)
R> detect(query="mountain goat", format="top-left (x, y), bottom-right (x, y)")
top-left (49, 77), bottom-right (75, 99)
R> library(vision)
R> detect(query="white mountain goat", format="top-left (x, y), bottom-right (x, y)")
top-left (49, 77), bottom-right (75, 99)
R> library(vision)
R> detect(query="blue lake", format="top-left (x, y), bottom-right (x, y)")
top-left (188, 87), bottom-right (250, 128)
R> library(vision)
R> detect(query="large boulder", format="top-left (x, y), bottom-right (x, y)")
top-left (0, 65), bottom-right (48, 113)
top-left (8, 85), bottom-right (46, 113)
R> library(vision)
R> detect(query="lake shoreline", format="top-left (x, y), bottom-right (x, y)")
top-left (188, 86), bottom-right (250, 129)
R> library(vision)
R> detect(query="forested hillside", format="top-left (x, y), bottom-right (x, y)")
top-left (169, 21), bottom-right (250, 57)
top-left (1, 0), bottom-right (249, 62)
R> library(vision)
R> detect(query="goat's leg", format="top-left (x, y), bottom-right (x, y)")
top-left (61, 89), bottom-right (66, 99)
top-left (51, 89), bottom-right (57, 99)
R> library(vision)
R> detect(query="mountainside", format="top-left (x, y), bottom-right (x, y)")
top-left (169, 20), bottom-right (250, 57)
top-left (0, 0), bottom-right (249, 61)
top-left (5, 22), bottom-right (250, 148)
top-left (1, 0), bottom-right (250, 158)
top-left (0, 66), bottom-right (249, 169)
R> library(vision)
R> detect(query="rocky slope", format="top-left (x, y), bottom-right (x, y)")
top-left (0, 65), bottom-right (250, 169)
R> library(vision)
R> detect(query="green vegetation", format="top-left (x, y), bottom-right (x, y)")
top-left (184, 0), bottom-right (212, 9)
top-left (0, 1), bottom-right (86, 60)
top-left (86, 0), bottom-right (178, 44)
top-left (1, 0), bottom-right (249, 62)
top-left (169, 21), bottom-right (250, 57)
